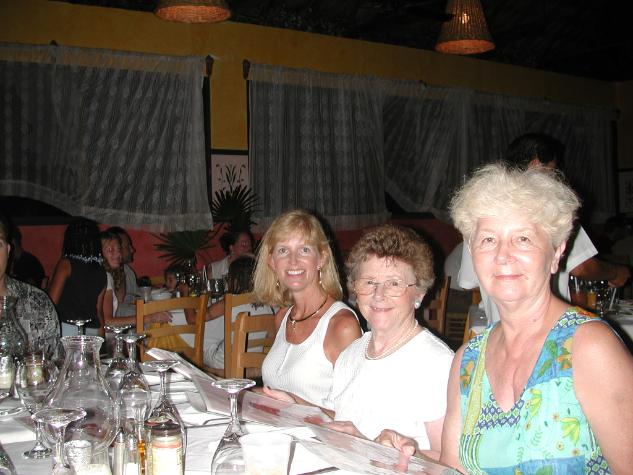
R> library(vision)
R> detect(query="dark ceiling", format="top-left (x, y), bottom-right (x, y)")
top-left (61, 0), bottom-right (633, 81)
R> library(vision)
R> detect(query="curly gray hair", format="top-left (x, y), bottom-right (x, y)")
top-left (450, 163), bottom-right (580, 248)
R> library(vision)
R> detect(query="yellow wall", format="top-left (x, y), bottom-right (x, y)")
top-left (0, 0), bottom-right (621, 157)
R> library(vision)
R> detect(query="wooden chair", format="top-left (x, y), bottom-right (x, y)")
top-left (463, 313), bottom-right (476, 344)
top-left (135, 295), bottom-right (208, 367)
top-left (230, 311), bottom-right (276, 379)
top-left (471, 287), bottom-right (482, 305)
top-left (210, 292), bottom-right (256, 378)
top-left (422, 276), bottom-right (450, 334)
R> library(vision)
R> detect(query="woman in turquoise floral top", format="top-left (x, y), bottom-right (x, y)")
top-left (378, 164), bottom-right (633, 474)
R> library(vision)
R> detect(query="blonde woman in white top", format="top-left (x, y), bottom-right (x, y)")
top-left (254, 210), bottom-right (362, 406)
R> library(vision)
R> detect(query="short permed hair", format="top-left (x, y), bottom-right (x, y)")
top-left (253, 210), bottom-right (342, 307)
top-left (450, 162), bottom-right (580, 248)
top-left (345, 224), bottom-right (435, 294)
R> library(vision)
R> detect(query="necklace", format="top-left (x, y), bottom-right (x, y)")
top-left (365, 319), bottom-right (419, 360)
top-left (289, 295), bottom-right (328, 328)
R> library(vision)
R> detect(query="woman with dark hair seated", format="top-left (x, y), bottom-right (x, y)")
top-left (48, 218), bottom-right (107, 336)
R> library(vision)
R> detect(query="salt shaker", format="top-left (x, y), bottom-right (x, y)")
top-left (124, 434), bottom-right (141, 475)
top-left (113, 429), bottom-right (126, 475)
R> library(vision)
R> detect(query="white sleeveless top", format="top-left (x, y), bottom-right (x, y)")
top-left (261, 301), bottom-right (355, 409)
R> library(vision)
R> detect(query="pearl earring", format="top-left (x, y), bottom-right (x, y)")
top-left (414, 300), bottom-right (421, 309)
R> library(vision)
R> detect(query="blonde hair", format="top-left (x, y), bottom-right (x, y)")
top-left (450, 162), bottom-right (580, 248)
top-left (253, 210), bottom-right (343, 307)
top-left (345, 224), bottom-right (434, 294)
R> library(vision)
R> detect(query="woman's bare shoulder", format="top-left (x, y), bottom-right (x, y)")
top-left (328, 305), bottom-right (362, 337)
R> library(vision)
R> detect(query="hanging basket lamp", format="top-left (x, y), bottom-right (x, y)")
top-left (155, 0), bottom-right (232, 23)
top-left (435, 0), bottom-right (494, 55)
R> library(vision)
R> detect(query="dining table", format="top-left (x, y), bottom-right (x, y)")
top-left (0, 350), bottom-right (455, 475)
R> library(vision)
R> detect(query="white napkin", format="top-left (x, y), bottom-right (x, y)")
top-left (146, 348), bottom-right (216, 382)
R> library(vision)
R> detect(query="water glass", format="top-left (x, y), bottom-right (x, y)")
top-left (240, 433), bottom-right (292, 475)
top-left (64, 439), bottom-right (92, 470)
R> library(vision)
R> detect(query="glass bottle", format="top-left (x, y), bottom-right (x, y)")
top-left (44, 336), bottom-right (119, 457)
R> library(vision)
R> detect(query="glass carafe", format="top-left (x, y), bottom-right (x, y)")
top-left (0, 296), bottom-right (27, 360)
top-left (44, 336), bottom-right (119, 457)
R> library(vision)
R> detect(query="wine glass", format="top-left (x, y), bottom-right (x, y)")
top-left (34, 407), bottom-right (86, 475)
top-left (595, 281), bottom-right (616, 317)
top-left (210, 378), bottom-right (256, 475)
top-left (104, 324), bottom-right (132, 392)
top-left (119, 333), bottom-right (150, 437)
top-left (66, 319), bottom-right (92, 336)
top-left (209, 278), bottom-right (226, 302)
top-left (15, 355), bottom-right (58, 459)
top-left (143, 360), bottom-right (183, 425)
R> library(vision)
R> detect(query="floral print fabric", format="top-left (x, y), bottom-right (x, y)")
top-left (459, 307), bottom-right (611, 474)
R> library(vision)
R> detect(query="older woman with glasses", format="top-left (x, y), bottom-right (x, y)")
top-left (264, 224), bottom-right (453, 461)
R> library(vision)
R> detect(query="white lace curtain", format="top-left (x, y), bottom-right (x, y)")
top-left (248, 63), bottom-right (617, 229)
top-left (248, 64), bottom-right (391, 230)
top-left (384, 82), bottom-right (617, 222)
top-left (0, 42), bottom-right (212, 231)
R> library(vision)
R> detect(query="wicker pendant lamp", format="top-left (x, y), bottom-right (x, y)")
top-left (155, 0), bottom-right (231, 23)
top-left (435, 0), bottom-right (494, 55)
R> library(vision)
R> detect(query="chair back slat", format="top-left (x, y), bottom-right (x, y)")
top-left (221, 292), bottom-right (257, 377)
top-left (422, 276), bottom-right (450, 335)
top-left (230, 312), bottom-right (276, 379)
top-left (135, 295), bottom-right (208, 367)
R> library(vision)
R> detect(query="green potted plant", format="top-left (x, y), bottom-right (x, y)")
top-left (154, 164), bottom-right (259, 266)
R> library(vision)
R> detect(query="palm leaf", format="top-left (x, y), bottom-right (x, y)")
top-left (153, 228), bottom-right (219, 267)
top-left (211, 164), bottom-right (260, 228)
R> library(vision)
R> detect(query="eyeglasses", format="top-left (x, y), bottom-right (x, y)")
top-left (354, 279), bottom-right (416, 297)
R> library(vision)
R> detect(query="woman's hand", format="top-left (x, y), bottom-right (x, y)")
top-left (375, 429), bottom-right (417, 457)
top-left (262, 386), bottom-right (297, 403)
top-left (374, 429), bottom-right (417, 472)
top-left (323, 421), bottom-right (364, 438)
top-left (147, 311), bottom-right (172, 324)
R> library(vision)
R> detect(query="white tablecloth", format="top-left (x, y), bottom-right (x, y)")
top-left (0, 385), bottom-right (341, 475)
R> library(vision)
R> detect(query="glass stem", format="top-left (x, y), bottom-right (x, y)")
top-left (159, 370), bottom-right (167, 401)
top-left (128, 342), bottom-right (137, 363)
top-left (114, 337), bottom-right (124, 358)
top-left (33, 421), bottom-right (47, 449)
top-left (226, 391), bottom-right (241, 435)
top-left (53, 426), bottom-right (68, 469)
